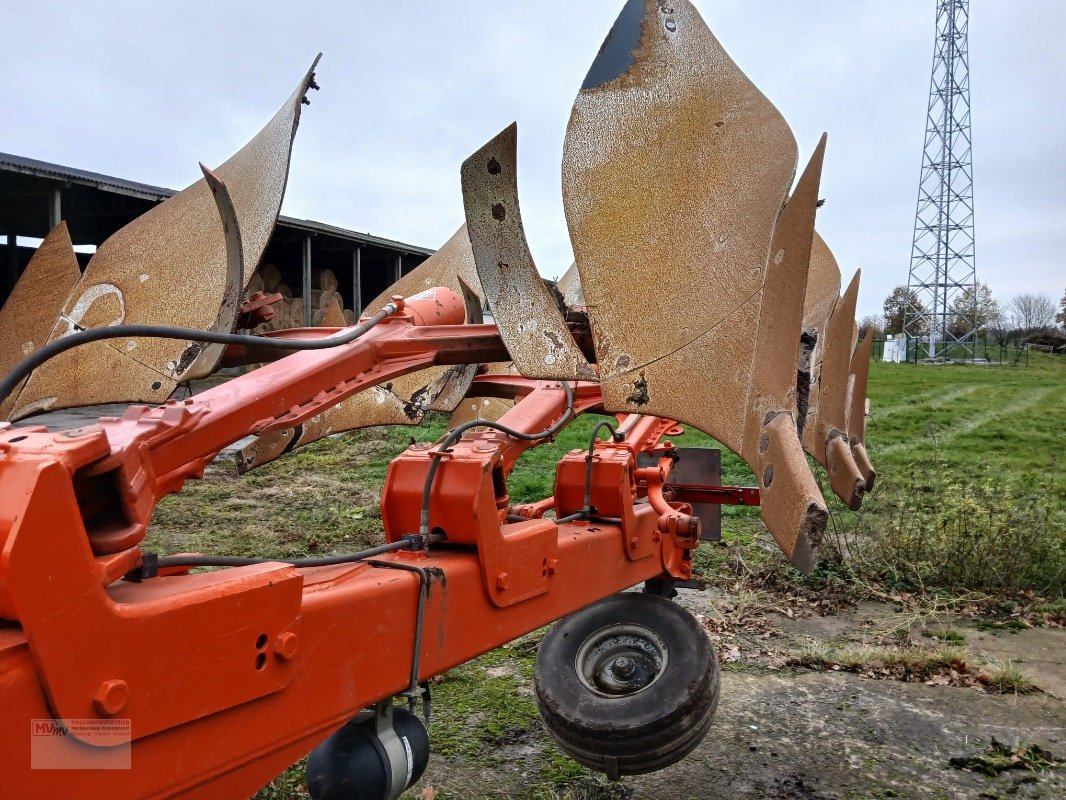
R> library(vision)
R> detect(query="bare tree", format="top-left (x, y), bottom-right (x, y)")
top-left (1056, 288), bottom-right (1066, 330)
top-left (858, 314), bottom-right (883, 339)
top-left (949, 282), bottom-right (1000, 334)
top-left (1008, 293), bottom-right (1056, 333)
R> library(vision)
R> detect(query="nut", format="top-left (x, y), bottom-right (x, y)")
top-left (93, 679), bottom-right (129, 716)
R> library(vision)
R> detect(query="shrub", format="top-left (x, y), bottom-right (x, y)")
top-left (835, 453), bottom-right (1065, 595)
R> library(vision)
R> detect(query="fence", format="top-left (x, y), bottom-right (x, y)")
top-left (870, 335), bottom-right (1034, 365)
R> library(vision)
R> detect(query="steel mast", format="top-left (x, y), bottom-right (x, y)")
top-left (904, 0), bottom-right (977, 360)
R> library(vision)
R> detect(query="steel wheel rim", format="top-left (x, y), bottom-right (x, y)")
top-left (575, 622), bottom-right (669, 698)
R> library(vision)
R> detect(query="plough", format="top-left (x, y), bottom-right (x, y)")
top-left (0, 2), bottom-right (875, 797)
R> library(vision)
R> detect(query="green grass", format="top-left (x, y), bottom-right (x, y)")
top-left (863, 353), bottom-right (1065, 492)
top-left (837, 353), bottom-right (1066, 595)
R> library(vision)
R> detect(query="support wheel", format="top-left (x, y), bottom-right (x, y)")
top-left (534, 592), bottom-right (719, 778)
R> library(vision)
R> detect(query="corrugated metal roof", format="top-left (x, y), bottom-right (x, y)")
top-left (0, 151), bottom-right (172, 201)
top-left (0, 151), bottom-right (434, 256)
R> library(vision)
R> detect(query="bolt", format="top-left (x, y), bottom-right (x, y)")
top-left (496, 572), bottom-right (511, 590)
top-left (609, 657), bottom-right (636, 680)
top-left (274, 632), bottom-right (299, 661)
top-left (630, 536), bottom-right (639, 549)
top-left (93, 679), bottom-right (129, 716)
top-left (546, 558), bottom-right (559, 576)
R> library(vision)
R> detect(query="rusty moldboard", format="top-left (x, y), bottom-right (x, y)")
top-left (561, 0), bottom-right (827, 569)
top-left (556, 262), bottom-right (585, 309)
top-left (8, 56), bottom-right (321, 419)
top-left (461, 123), bottom-right (594, 382)
top-left (807, 269), bottom-right (866, 510)
top-left (0, 223), bottom-right (81, 420)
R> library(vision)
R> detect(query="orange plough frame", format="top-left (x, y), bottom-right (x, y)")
top-left (0, 289), bottom-right (755, 797)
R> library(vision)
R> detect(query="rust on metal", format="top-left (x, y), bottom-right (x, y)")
top-left (564, 0), bottom-right (796, 404)
top-left (848, 327), bottom-right (876, 491)
top-left (743, 138), bottom-right (831, 569)
top-left (561, 0), bottom-right (827, 569)
top-left (804, 269), bottom-right (867, 510)
top-left (796, 231), bottom-right (842, 439)
top-left (447, 361), bottom-right (520, 427)
top-left (365, 226), bottom-right (482, 310)
top-left (0, 223), bottom-right (81, 419)
top-left (556, 262), bottom-right (585, 308)
top-left (460, 123), bottom-right (594, 381)
top-left (8, 56), bottom-right (321, 419)
top-left (181, 164), bottom-right (245, 380)
top-left (237, 231), bottom-right (487, 472)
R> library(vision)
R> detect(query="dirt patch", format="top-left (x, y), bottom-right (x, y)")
top-left (413, 589), bottom-right (1066, 799)
top-left (411, 669), bottom-right (1065, 799)
top-left (630, 671), bottom-right (1064, 799)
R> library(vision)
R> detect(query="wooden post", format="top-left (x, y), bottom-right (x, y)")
top-left (394, 253), bottom-right (402, 284)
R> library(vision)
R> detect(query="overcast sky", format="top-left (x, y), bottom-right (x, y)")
top-left (1, 1), bottom-right (1062, 319)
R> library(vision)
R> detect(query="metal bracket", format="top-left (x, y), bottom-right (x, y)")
top-left (373, 701), bottom-right (410, 800)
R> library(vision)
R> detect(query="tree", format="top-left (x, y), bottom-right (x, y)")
top-left (858, 314), bottom-right (883, 339)
top-left (1056, 288), bottom-right (1066, 330)
top-left (883, 286), bottom-right (928, 335)
top-left (1008, 293), bottom-right (1056, 333)
top-left (949, 282), bottom-right (1000, 335)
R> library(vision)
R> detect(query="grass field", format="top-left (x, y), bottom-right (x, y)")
top-left (145, 352), bottom-right (1066, 799)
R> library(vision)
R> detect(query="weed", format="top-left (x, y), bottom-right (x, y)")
top-left (531, 775), bottom-right (632, 800)
top-left (981, 659), bottom-right (1038, 695)
top-left (949, 738), bottom-right (1063, 776)
top-left (839, 463), bottom-right (1065, 596)
top-left (1031, 597), bottom-right (1066, 623)
top-left (787, 637), bottom-right (975, 685)
top-left (922, 628), bottom-right (966, 644)
top-left (789, 638), bottom-right (836, 669)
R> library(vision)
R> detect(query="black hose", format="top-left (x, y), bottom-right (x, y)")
top-left (419, 381), bottom-right (575, 537)
top-left (155, 532), bottom-right (443, 570)
top-left (0, 303), bottom-right (398, 409)
top-left (583, 419), bottom-right (618, 517)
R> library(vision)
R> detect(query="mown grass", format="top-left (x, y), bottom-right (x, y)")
top-left (865, 353), bottom-right (1064, 494)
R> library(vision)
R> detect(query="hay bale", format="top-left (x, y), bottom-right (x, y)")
top-left (313, 268), bottom-right (338, 293)
top-left (246, 272), bottom-right (265, 295)
top-left (290, 298), bottom-right (305, 327)
top-left (260, 263), bottom-right (282, 292)
top-left (308, 289), bottom-right (334, 309)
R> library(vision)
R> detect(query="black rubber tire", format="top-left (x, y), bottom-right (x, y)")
top-left (534, 593), bottom-right (720, 777)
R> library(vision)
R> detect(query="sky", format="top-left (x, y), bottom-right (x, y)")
top-left (1, 1), bottom-right (1062, 320)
